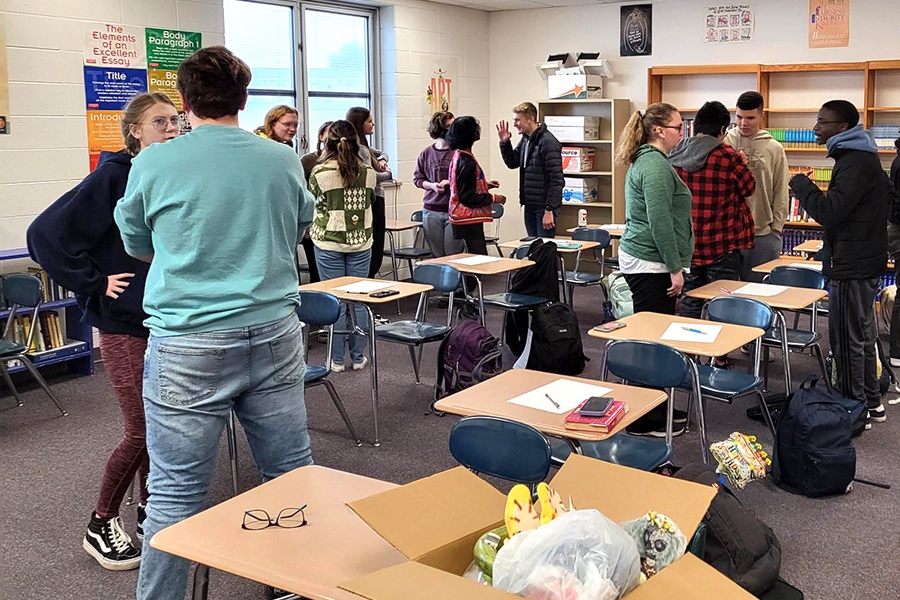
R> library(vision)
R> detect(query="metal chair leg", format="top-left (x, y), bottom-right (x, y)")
top-left (226, 412), bottom-right (239, 497)
top-left (192, 564), bottom-right (210, 600)
top-left (0, 360), bottom-right (24, 407)
top-left (812, 343), bottom-right (832, 392)
top-left (408, 345), bottom-right (421, 384)
top-left (318, 379), bottom-right (362, 446)
top-left (19, 356), bottom-right (67, 416)
top-left (755, 389), bottom-right (777, 438)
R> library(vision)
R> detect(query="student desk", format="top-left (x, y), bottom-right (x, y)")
top-left (497, 237), bottom-right (604, 304)
top-left (686, 279), bottom-right (827, 312)
top-left (151, 465), bottom-right (405, 600)
top-left (433, 369), bottom-right (667, 454)
top-left (419, 253), bottom-right (534, 325)
top-left (384, 220), bottom-right (426, 313)
top-left (753, 257), bottom-right (823, 274)
top-left (299, 277), bottom-right (432, 446)
top-left (793, 239), bottom-right (823, 255)
top-left (565, 224), bottom-right (626, 238)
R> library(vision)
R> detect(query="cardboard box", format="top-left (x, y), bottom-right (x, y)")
top-left (548, 67), bottom-right (603, 100)
top-left (340, 455), bottom-right (755, 600)
top-left (563, 177), bottom-right (600, 203)
top-left (561, 146), bottom-right (596, 173)
top-left (546, 117), bottom-right (601, 142)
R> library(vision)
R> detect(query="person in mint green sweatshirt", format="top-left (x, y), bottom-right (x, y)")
top-left (113, 46), bottom-right (315, 600)
top-left (613, 102), bottom-right (694, 438)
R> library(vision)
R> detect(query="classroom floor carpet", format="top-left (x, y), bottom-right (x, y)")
top-left (1, 278), bottom-right (898, 600)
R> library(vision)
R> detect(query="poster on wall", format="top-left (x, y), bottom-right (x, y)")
top-left (809, 0), bottom-right (850, 48)
top-left (422, 55), bottom-right (457, 125)
top-left (705, 4), bottom-right (754, 44)
top-left (84, 23), bottom-right (147, 69)
top-left (0, 13), bottom-right (10, 134)
top-left (84, 67), bottom-right (148, 170)
top-left (146, 28), bottom-right (202, 110)
top-left (620, 4), bottom-right (652, 57)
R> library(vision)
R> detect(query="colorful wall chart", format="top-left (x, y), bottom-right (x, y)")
top-left (705, 4), bottom-right (754, 44)
top-left (809, 0), bottom-right (850, 48)
top-left (82, 23), bottom-right (201, 170)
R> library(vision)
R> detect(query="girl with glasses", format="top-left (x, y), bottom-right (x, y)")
top-left (255, 105), bottom-right (300, 147)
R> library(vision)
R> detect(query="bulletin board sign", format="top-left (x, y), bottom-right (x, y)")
top-left (620, 4), bottom-right (652, 57)
top-left (146, 28), bottom-right (202, 111)
top-left (84, 67), bottom-right (149, 111)
top-left (705, 4), bottom-right (754, 44)
top-left (1, 13), bottom-right (10, 134)
top-left (809, 0), bottom-right (850, 48)
top-left (84, 23), bottom-right (147, 69)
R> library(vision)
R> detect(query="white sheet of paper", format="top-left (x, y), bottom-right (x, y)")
top-left (334, 280), bottom-right (394, 294)
top-left (601, 224), bottom-right (626, 230)
top-left (507, 379), bottom-right (613, 414)
top-left (660, 322), bottom-right (723, 343)
top-left (733, 283), bottom-right (789, 297)
top-left (788, 262), bottom-right (823, 272)
top-left (451, 255), bottom-right (503, 266)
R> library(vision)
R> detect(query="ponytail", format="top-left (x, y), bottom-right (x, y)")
top-left (615, 103), bottom-right (679, 165)
top-left (320, 120), bottom-right (363, 188)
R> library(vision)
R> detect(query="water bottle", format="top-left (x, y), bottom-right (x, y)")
top-left (577, 208), bottom-right (588, 227)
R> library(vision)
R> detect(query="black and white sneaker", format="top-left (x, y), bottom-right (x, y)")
top-left (83, 512), bottom-right (141, 571)
top-left (136, 504), bottom-right (146, 543)
top-left (672, 409), bottom-right (688, 426)
top-left (869, 403), bottom-right (887, 423)
top-left (626, 418), bottom-right (686, 438)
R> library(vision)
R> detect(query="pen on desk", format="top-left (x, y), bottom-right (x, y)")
top-left (544, 393), bottom-right (561, 409)
top-left (719, 287), bottom-right (734, 295)
top-left (681, 326), bottom-right (705, 335)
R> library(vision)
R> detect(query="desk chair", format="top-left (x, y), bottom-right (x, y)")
top-left (552, 340), bottom-right (702, 470)
top-left (564, 227), bottom-right (611, 305)
top-left (0, 274), bottom-right (67, 416)
top-left (375, 264), bottom-right (459, 393)
top-left (450, 415), bottom-right (552, 495)
top-left (481, 245), bottom-right (548, 328)
top-left (762, 267), bottom-right (830, 390)
top-left (384, 211), bottom-right (432, 276)
top-left (484, 204), bottom-right (505, 256)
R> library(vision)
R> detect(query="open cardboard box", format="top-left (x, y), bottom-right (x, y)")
top-left (339, 454), bottom-right (756, 600)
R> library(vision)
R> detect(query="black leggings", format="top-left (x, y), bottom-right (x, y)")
top-left (299, 236), bottom-right (319, 283)
top-left (368, 195), bottom-right (386, 278)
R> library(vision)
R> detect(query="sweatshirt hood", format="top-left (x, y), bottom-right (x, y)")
top-left (98, 149), bottom-right (133, 167)
top-left (826, 124), bottom-right (879, 155)
top-left (668, 134), bottom-right (722, 172)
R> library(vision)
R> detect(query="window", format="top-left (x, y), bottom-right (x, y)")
top-left (223, 0), bottom-right (376, 151)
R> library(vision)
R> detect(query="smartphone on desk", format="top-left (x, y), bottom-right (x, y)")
top-left (593, 321), bottom-right (626, 333)
top-left (580, 396), bottom-right (615, 418)
top-left (370, 289), bottom-right (400, 298)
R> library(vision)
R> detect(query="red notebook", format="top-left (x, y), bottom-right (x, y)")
top-left (564, 399), bottom-right (628, 432)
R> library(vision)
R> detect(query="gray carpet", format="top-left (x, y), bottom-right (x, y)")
top-left (1, 280), bottom-right (898, 600)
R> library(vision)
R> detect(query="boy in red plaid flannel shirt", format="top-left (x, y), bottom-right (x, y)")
top-left (669, 101), bottom-right (756, 318)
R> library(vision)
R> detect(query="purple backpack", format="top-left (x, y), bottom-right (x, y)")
top-left (435, 319), bottom-right (503, 399)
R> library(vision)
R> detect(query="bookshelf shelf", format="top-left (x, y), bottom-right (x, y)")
top-left (564, 171), bottom-right (613, 177)
top-left (563, 202), bottom-right (613, 208)
top-left (559, 140), bottom-right (613, 145)
top-left (868, 107), bottom-right (900, 112)
top-left (0, 297), bottom-right (78, 320)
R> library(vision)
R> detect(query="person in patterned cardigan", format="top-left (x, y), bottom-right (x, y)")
top-left (308, 120), bottom-right (376, 371)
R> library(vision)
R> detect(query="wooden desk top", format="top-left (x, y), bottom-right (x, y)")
top-left (686, 279), bottom-right (827, 311)
top-left (299, 277), bottom-right (432, 304)
top-left (433, 369), bottom-right (667, 442)
top-left (151, 466), bottom-right (405, 600)
top-left (498, 237), bottom-right (603, 254)
top-left (565, 224), bottom-right (625, 238)
top-left (419, 253), bottom-right (534, 275)
top-left (588, 311), bottom-right (764, 358)
top-left (752, 257), bottom-right (822, 274)
top-left (385, 220), bottom-right (421, 231)
top-left (793, 239), bottom-right (822, 253)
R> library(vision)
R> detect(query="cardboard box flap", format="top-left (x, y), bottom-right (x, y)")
top-left (549, 455), bottom-right (717, 537)
top-left (341, 561), bottom-right (516, 600)
top-left (625, 553), bottom-right (757, 599)
top-left (347, 467), bottom-right (506, 560)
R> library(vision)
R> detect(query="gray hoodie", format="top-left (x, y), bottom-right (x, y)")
top-left (724, 128), bottom-right (790, 237)
top-left (668, 134), bottom-right (723, 172)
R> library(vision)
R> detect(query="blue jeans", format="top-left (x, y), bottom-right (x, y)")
top-left (524, 207), bottom-right (557, 238)
top-left (314, 247), bottom-right (371, 364)
top-left (137, 313), bottom-right (312, 600)
top-left (422, 208), bottom-right (464, 257)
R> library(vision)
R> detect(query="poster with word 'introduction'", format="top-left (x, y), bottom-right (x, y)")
top-left (705, 4), bottom-right (754, 43)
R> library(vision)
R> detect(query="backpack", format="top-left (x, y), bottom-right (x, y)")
top-left (504, 240), bottom-right (560, 356)
top-left (771, 379), bottom-right (857, 497)
top-left (435, 318), bottom-right (503, 399)
top-left (878, 284), bottom-right (896, 332)
top-left (602, 270), bottom-right (634, 319)
top-left (674, 463), bottom-right (782, 596)
top-left (525, 302), bottom-right (588, 375)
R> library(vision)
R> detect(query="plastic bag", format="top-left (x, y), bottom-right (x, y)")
top-left (492, 509), bottom-right (641, 600)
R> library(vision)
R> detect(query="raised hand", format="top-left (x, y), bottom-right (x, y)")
top-left (496, 120), bottom-right (512, 143)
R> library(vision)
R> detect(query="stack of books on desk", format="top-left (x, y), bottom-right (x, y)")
top-left (564, 399), bottom-right (628, 432)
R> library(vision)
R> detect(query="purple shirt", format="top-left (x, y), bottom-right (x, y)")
top-left (414, 143), bottom-right (453, 212)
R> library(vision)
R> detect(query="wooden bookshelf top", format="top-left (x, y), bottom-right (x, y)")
top-left (760, 62), bottom-right (866, 72)
top-left (649, 64), bottom-right (758, 75)
top-left (868, 60), bottom-right (900, 71)
top-left (783, 220), bottom-right (821, 229)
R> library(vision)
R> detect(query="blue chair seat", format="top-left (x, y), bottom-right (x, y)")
top-left (304, 364), bottom-right (329, 384)
top-left (693, 365), bottom-right (762, 399)
top-left (383, 247), bottom-right (431, 259)
top-left (565, 272), bottom-right (603, 285)
top-left (762, 327), bottom-right (822, 348)
top-left (482, 293), bottom-right (546, 310)
top-left (551, 435), bottom-right (674, 471)
top-left (375, 320), bottom-right (450, 344)
top-left (0, 339), bottom-right (26, 357)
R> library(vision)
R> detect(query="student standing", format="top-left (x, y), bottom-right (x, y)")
top-left (308, 120), bottom-right (376, 371)
top-left (724, 91), bottom-right (790, 282)
top-left (114, 47), bottom-right (316, 600)
top-left (415, 111), bottom-right (464, 257)
top-left (790, 100), bottom-right (892, 427)
top-left (346, 107), bottom-right (392, 278)
top-left (298, 120), bottom-right (335, 284)
top-left (669, 101), bottom-right (756, 318)
top-left (496, 101), bottom-right (564, 237)
top-left (889, 138), bottom-right (900, 367)
top-left (254, 104), bottom-right (299, 147)
top-left (27, 93), bottom-right (178, 571)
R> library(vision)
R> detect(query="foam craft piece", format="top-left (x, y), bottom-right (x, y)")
top-left (709, 432), bottom-right (771, 490)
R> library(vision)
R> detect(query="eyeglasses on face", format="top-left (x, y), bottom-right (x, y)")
top-left (242, 506), bottom-right (307, 530)
top-left (658, 124), bottom-right (684, 131)
top-left (277, 120), bottom-right (299, 129)
top-left (815, 119), bottom-right (841, 126)
top-left (147, 116), bottom-right (181, 132)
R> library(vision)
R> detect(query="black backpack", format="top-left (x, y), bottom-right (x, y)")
top-left (525, 302), bottom-right (587, 375)
top-left (674, 463), bottom-right (782, 596)
top-left (771, 379), bottom-right (856, 497)
top-left (504, 240), bottom-right (560, 356)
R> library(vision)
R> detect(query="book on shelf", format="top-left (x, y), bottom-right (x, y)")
top-left (564, 399), bottom-right (628, 432)
top-left (870, 125), bottom-right (899, 151)
top-left (25, 267), bottom-right (75, 303)
top-left (769, 129), bottom-right (817, 149)
top-left (3, 309), bottom-right (68, 352)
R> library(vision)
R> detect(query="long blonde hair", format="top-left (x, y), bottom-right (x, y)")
top-left (615, 103), bottom-right (679, 165)
top-left (121, 92), bottom-right (176, 156)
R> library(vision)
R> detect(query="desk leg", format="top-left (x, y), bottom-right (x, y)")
top-left (361, 304), bottom-right (381, 446)
top-left (564, 437), bottom-right (582, 456)
top-left (559, 255), bottom-right (570, 305)
top-left (192, 564), bottom-right (210, 600)
top-left (386, 230), bottom-right (401, 314)
top-left (475, 276), bottom-right (486, 327)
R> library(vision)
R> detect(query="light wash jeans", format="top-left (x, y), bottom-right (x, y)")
top-left (314, 247), bottom-right (371, 365)
top-left (422, 208), bottom-right (464, 258)
top-left (137, 313), bottom-right (312, 600)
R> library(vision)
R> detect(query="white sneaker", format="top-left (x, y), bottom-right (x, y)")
top-left (330, 361), bottom-right (346, 373)
top-left (890, 357), bottom-right (900, 368)
top-left (351, 357), bottom-right (369, 371)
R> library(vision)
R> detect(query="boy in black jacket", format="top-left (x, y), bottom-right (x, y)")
top-left (789, 100), bottom-right (892, 427)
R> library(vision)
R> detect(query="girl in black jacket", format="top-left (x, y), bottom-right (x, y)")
top-left (26, 92), bottom-right (179, 571)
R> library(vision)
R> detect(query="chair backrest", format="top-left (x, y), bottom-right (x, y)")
top-left (413, 263), bottom-right (461, 293)
top-left (296, 291), bottom-right (341, 326)
top-left (510, 244), bottom-right (531, 260)
top-left (605, 339), bottom-right (691, 389)
top-left (571, 227), bottom-right (611, 247)
top-left (1, 274), bottom-right (43, 308)
top-left (491, 204), bottom-right (504, 219)
top-left (767, 266), bottom-right (826, 290)
top-left (410, 210), bottom-right (424, 223)
top-left (449, 416), bottom-right (551, 485)
top-left (706, 295), bottom-right (776, 330)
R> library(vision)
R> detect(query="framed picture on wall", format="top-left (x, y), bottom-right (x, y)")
top-left (620, 4), bottom-right (652, 57)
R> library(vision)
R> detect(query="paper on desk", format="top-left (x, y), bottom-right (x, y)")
top-left (660, 322), bottom-right (722, 343)
top-left (733, 283), bottom-right (789, 297)
top-left (451, 255), bottom-right (503, 266)
top-left (334, 280), bottom-right (394, 294)
top-left (507, 379), bottom-right (613, 414)
top-left (600, 224), bottom-right (626, 230)
top-left (788, 262), bottom-right (823, 271)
